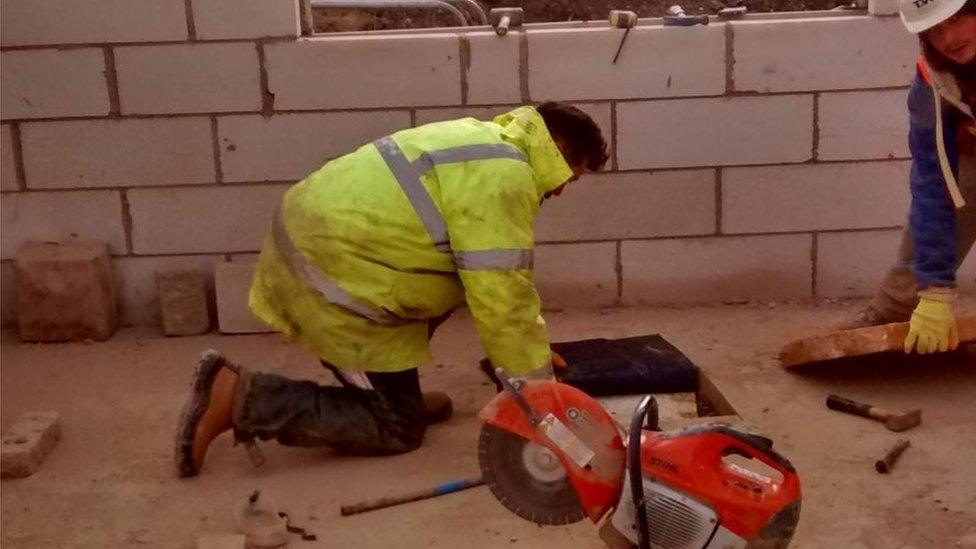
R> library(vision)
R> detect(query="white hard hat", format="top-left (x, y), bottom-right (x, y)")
top-left (900, 0), bottom-right (967, 33)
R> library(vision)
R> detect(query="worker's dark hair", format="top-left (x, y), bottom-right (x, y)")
top-left (919, 0), bottom-right (976, 74)
top-left (536, 101), bottom-right (609, 172)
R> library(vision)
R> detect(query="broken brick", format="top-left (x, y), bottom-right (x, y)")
top-left (156, 268), bottom-right (210, 336)
top-left (14, 242), bottom-right (116, 342)
top-left (1, 412), bottom-right (61, 478)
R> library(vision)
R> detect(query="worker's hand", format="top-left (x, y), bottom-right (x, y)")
top-left (904, 288), bottom-right (958, 354)
top-left (519, 364), bottom-right (555, 381)
top-left (512, 352), bottom-right (567, 384)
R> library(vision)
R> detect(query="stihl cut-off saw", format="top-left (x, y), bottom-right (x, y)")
top-left (477, 370), bottom-right (801, 549)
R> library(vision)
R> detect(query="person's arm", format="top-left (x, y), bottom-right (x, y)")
top-left (442, 162), bottom-right (552, 375)
top-left (903, 73), bottom-right (961, 354)
top-left (906, 73), bottom-right (959, 288)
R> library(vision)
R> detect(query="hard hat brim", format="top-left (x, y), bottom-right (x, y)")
top-left (900, 0), bottom-right (967, 34)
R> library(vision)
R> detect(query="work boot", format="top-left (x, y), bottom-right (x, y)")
top-left (175, 350), bottom-right (239, 478)
top-left (834, 305), bottom-right (897, 331)
top-left (422, 391), bottom-right (453, 424)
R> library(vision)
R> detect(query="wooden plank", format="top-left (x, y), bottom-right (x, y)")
top-left (780, 316), bottom-right (976, 368)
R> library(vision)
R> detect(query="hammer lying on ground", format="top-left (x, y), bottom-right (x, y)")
top-left (826, 395), bottom-right (922, 432)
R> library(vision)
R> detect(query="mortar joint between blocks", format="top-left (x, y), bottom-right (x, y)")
top-left (256, 41), bottom-right (275, 115)
top-left (810, 232), bottom-right (819, 298)
top-left (299, 0), bottom-right (316, 36)
top-left (610, 100), bottom-right (619, 172)
top-left (184, 0), bottom-right (197, 41)
top-left (812, 92), bottom-right (821, 161)
top-left (615, 240), bottom-right (623, 302)
top-left (11, 123), bottom-right (28, 191)
top-left (715, 168), bottom-right (723, 235)
top-left (459, 35), bottom-right (470, 106)
top-left (120, 190), bottom-right (134, 255)
top-left (103, 47), bottom-right (121, 118)
top-left (518, 31), bottom-right (530, 103)
top-left (211, 116), bottom-right (224, 184)
top-left (724, 23), bottom-right (735, 94)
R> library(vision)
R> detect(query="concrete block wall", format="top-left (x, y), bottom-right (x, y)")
top-left (2, 6), bottom-right (970, 327)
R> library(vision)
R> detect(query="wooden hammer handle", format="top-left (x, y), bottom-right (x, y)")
top-left (826, 395), bottom-right (879, 419)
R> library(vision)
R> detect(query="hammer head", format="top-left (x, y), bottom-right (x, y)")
top-left (609, 10), bottom-right (638, 28)
top-left (885, 409), bottom-right (921, 432)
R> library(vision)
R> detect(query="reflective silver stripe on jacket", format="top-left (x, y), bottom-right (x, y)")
top-left (454, 248), bottom-right (533, 271)
top-left (272, 208), bottom-right (404, 325)
top-left (373, 136), bottom-right (528, 255)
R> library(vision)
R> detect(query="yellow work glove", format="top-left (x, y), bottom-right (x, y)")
top-left (904, 288), bottom-right (959, 354)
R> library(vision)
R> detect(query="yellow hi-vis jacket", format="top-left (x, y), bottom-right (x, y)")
top-left (248, 106), bottom-right (574, 375)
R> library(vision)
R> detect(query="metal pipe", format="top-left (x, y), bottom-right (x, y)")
top-left (310, 0), bottom-right (468, 27)
top-left (444, 0), bottom-right (487, 25)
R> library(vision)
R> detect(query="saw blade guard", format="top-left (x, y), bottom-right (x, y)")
top-left (477, 380), bottom-right (626, 523)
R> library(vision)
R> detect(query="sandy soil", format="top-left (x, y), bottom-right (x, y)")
top-left (2, 301), bottom-right (974, 549)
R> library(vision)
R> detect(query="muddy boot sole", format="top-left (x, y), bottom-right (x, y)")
top-left (174, 349), bottom-right (226, 478)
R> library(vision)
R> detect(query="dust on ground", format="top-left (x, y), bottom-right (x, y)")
top-left (2, 301), bottom-right (975, 548)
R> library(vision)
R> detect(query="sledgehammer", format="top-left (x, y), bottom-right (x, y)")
top-left (826, 395), bottom-right (921, 432)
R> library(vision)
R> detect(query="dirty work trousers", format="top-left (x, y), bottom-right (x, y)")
top-left (229, 313), bottom-right (451, 455)
top-left (872, 155), bottom-right (976, 321)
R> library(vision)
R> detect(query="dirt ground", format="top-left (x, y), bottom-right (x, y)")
top-left (312, 0), bottom-right (847, 32)
top-left (2, 301), bottom-right (975, 549)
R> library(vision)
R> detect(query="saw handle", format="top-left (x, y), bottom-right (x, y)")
top-left (716, 434), bottom-right (798, 488)
top-left (629, 396), bottom-right (659, 549)
top-left (669, 424), bottom-right (795, 475)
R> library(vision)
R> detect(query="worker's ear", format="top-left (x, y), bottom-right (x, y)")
top-left (552, 137), bottom-right (586, 179)
top-left (552, 136), bottom-right (573, 164)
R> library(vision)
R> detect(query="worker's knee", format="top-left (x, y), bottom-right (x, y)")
top-left (339, 398), bottom-right (425, 456)
top-left (376, 412), bottom-right (426, 454)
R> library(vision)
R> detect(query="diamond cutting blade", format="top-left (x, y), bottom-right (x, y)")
top-left (478, 424), bottom-right (586, 525)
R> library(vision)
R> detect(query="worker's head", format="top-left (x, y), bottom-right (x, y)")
top-left (536, 102), bottom-right (609, 199)
top-left (902, 0), bottom-right (976, 68)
